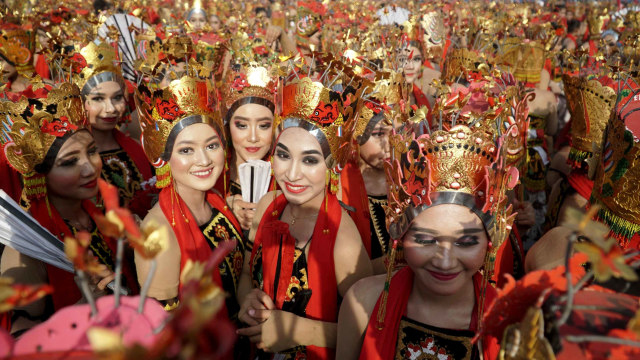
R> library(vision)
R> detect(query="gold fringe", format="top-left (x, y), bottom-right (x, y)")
top-left (156, 163), bottom-right (172, 189)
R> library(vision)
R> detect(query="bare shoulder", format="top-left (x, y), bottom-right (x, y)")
top-left (254, 190), bottom-right (282, 222)
top-left (525, 226), bottom-right (573, 272)
top-left (344, 273), bottom-right (387, 316)
top-left (142, 203), bottom-right (168, 227)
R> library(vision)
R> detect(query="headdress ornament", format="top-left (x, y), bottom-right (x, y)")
top-left (61, 41), bottom-right (125, 96)
top-left (0, 24), bottom-right (36, 76)
top-left (275, 56), bottom-right (362, 174)
top-left (441, 48), bottom-right (486, 85)
top-left (590, 73), bottom-right (640, 248)
top-left (295, 1), bottom-right (326, 49)
top-left (562, 74), bottom-right (616, 167)
top-left (1, 82), bottom-right (86, 176)
top-left (135, 75), bottom-right (223, 166)
top-left (498, 38), bottom-right (547, 84)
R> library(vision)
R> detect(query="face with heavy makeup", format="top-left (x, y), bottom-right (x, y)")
top-left (229, 103), bottom-right (274, 164)
top-left (403, 204), bottom-right (488, 297)
top-left (46, 130), bottom-right (102, 200)
top-left (188, 10), bottom-right (208, 31)
top-left (359, 122), bottom-right (392, 170)
top-left (400, 44), bottom-right (423, 85)
top-left (169, 123), bottom-right (225, 192)
top-left (273, 127), bottom-right (327, 206)
top-left (84, 81), bottom-right (126, 132)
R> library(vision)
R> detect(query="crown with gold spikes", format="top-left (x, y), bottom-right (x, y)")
top-left (61, 41), bottom-right (125, 95)
top-left (385, 79), bottom-right (519, 243)
top-left (0, 82), bottom-right (86, 176)
top-left (498, 38), bottom-right (547, 84)
top-left (587, 11), bottom-right (608, 40)
top-left (276, 57), bottom-right (363, 175)
top-left (0, 24), bottom-right (36, 76)
top-left (135, 74), bottom-right (223, 188)
top-left (441, 48), bottom-right (486, 85)
top-left (295, 1), bottom-right (326, 48)
top-left (589, 73), bottom-right (640, 248)
top-left (563, 74), bottom-right (617, 167)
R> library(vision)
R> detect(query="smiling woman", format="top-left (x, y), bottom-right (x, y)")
top-left (65, 41), bottom-right (155, 217)
top-left (220, 62), bottom-right (277, 232)
top-left (0, 83), bottom-right (139, 335)
top-left (134, 75), bottom-right (244, 354)
top-left (236, 74), bottom-right (372, 360)
top-left (336, 80), bottom-right (521, 360)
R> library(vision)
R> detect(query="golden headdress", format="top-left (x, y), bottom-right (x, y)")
top-left (276, 61), bottom-right (362, 176)
top-left (186, 0), bottom-right (208, 20)
top-left (385, 78), bottom-right (519, 244)
top-left (590, 74), bottom-right (640, 248)
top-left (222, 29), bottom-right (280, 121)
top-left (562, 74), bottom-right (616, 166)
top-left (62, 41), bottom-right (125, 95)
top-left (1, 82), bottom-right (86, 202)
top-left (441, 48), bottom-right (485, 85)
top-left (587, 11), bottom-right (608, 39)
top-left (135, 75), bottom-right (223, 175)
top-left (0, 24), bottom-right (36, 76)
top-left (498, 38), bottom-right (547, 84)
top-left (295, 1), bottom-right (325, 49)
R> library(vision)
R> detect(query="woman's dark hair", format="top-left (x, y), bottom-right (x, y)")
top-left (93, 0), bottom-right (112, 14)
top-left (567, 19), bottom-right (581, 34)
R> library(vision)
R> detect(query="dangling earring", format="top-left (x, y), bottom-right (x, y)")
top-left (270, 156), bottom-right (278, 217)
top-left (156, 162), bottom-right (172, 189)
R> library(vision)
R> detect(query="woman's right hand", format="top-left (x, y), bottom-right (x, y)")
top-left (229, 194), bottom-right (257, 230)
top-left (238, 288), bottom-right (275, 326)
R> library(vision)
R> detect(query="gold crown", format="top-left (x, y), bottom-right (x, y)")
top-left (587, 12), bottom-right (608, 39)
top-left (135, 76), bottom-right (223, 167)
top-left (386, 79), bottom-right (519, 247)
top-left (0, 25), bottom-right (35, 76)
top-left (222, 63), bottom-right (278, 121)
top-left (384, 124), bottom-right (518, 258)
top-left (296, 1), bottom-right (325, 44)
top-left (352, 74), bottom-right (400, 145)
top-left (591, 86), bottom-right (640, 247)
top-left (562, 74), bottom-right (616, 166)
top-left (441, 48), bottom-right (483, 84)
top-left (277, 76), bottom-right (359, 172)
top-left (64, 41), bottom-right (124, 95)
top-left (0, 83), bottom-right (86, 175)
top-left (498, 38), bottom-right (546, 84)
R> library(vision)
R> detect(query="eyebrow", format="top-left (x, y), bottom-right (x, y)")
top-left (232, 116), bottom-right (273, 122)
top-left (58, 141), bottom-right (96, 160)
top-left (302, 149), bottom-right (323, 156)
top-left (176, 135), bottom-right (219, 146)
top-left (88, 91), bottom-right (123, 97)
top-left (276, 143), bottom-right (289, 152)
top-left (408, 226), bottom-right (484, 235)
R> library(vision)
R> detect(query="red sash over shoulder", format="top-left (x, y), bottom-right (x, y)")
top-left (113, 129), bottom-right (155, 217)
top-left (359, 267), bottom-right (499, 360)
top-left (158, 185), bottom-right (241, 295)
top-left (340, 161), bottom-right (372, 257)
top-left (251, 193), bottom-right (341, 360)
top-left (29, 197), bottom-right (139, 310)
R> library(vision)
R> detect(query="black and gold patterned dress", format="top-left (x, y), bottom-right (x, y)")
top-left (252, 242), bottom-right (311, 359)
top-left (229, 180), bottom-right (242, 197)
top-left (368, 194), bottom-right (391, 260)
top-left (199, 207), bottom-right (245, 320)
top-left (395, 317), bottom-right (479, 360)
top-left (100, 149), bottom-right (146, 207)
top-left (65, 220), bottom-right (115, 272)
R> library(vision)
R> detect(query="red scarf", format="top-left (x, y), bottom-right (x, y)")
top-left (158, 185), bottom-right (241, 296)
top-left (568, 170), bottom-right (594, 202)
top-left (29, 197), bottom-right (139, 310)
top-left (112, 129), bottom-right (154, 216)
top-left (566, 34), bottom-right (578, 47)
top-left (412, 84), bottom-right (433, 117)
top-left (339, 161), bottom-right (372, 257)
top-left (250, 193), bottom-right (341, 360)
top-left (359, 267), bottom-right (499, 360)
top-left (0, 152), bottom-right (22, 202)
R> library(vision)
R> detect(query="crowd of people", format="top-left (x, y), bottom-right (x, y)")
top-left (0, 0), bottom-right (639, 359)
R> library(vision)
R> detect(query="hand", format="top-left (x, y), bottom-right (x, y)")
top-left (237, 309), bottom-right (302, 353)
top-left (514, 200), bottom-right (536, 228)
top-left (230, 194), bottom-right (257, 230)
top-left (238, 288), bottom-right (275, 326)
top-left (265, 25), bottom-right (283, 45)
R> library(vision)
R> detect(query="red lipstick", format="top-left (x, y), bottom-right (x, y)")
top-left (81, 179), bottom-right (98, 189)
top-left (285, 182), bottom-right (307, 194)
top-left (427, 270), bottom-right (461, 282)
top-left (245, 147), bottom-right (261, 153)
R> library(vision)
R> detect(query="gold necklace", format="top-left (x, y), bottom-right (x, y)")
top-left (289, 209), bottom-right (318, 226)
